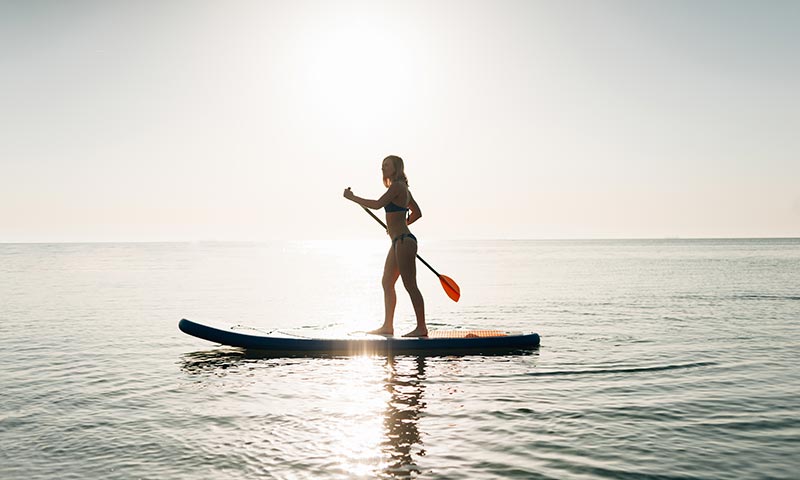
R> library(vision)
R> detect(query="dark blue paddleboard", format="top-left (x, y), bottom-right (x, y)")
top-left (179, 318), bottom-right (540, 355)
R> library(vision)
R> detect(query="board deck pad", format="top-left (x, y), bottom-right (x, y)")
top-left (427, 330), bottom-right (508, 338)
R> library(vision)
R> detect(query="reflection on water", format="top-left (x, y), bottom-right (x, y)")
top-left (178, 350), bottom-right (429, 478)
top-left (381, 356), bottom-right (426, 478)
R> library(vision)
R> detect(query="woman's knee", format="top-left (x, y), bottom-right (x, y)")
top-left (382, 274), bottom-right (397, 290)
top-left (401, 275), bottom-right (419, 292)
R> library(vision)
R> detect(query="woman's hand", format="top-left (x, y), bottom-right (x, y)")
top-left (343, 187), bottom-right (355, 200)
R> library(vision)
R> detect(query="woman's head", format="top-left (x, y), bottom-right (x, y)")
top-left (382, 155), bottom-right (408, 187)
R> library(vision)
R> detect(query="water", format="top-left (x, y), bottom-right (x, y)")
top-left (1, 239), bottom-right (798, 479)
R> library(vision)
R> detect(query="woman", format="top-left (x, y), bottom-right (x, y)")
top-left (343, 155), bottom-right (427, 337)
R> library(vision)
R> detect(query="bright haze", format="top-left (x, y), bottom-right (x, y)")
top-left (2, 1), bottom-right (798, 242)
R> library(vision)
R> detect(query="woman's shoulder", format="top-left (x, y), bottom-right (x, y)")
top-left (388, 180), bottom-right (409, 194)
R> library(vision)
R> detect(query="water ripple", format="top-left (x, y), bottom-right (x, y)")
top-left (520, 361), bottom-right (717, 377)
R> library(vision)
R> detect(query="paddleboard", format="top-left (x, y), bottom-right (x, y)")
top-left (179, 318), bottom-right (540, 355)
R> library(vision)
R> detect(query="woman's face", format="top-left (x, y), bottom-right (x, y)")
top-left (382, 158), bottom-right (395, 178)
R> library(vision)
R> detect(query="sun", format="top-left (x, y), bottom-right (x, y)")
top-left (286, 9), bottom-right (429, 135)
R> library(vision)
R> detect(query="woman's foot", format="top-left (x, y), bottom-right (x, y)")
top-left (367, 326), bottom-right (394, 336)
top-left (402, 327), bottom-right (428, 338)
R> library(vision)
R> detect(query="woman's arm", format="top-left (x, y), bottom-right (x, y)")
top-left (407, 192), bottom-right (422, 225)
top-left (343, 185), bottom-right (402, 210)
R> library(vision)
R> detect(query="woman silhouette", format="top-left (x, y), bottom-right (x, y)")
top-left (344, 155), bottom-right (427, 337)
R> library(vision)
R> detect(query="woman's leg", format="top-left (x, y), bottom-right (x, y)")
top-left (396, 238), bottom-right (427, 337)
top-left (369, 245), bottom-right (399, 335)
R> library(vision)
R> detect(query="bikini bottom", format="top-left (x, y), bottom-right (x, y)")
top-left (392, 233), bottom-right (417, 246)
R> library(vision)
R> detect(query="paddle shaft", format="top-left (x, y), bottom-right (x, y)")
top-left (361, 206), bottom-right (442, 277)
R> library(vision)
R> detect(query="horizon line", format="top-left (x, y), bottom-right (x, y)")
top-left (1, 236), bottom-right (799, 245)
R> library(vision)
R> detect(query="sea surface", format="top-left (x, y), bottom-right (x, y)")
top-left (1, 239), bottom-right (798, 479)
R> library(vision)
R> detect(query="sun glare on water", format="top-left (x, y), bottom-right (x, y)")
top-left (326, 356), bottom-right (390, 475)
top-left (306, 354), bottom-right (428, 477)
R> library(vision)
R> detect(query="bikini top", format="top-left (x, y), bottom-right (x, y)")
top-left (384, 201), bottom-right (409, 213)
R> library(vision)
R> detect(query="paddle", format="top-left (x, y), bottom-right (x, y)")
top-left (359, 206), bottom-right (461, 302)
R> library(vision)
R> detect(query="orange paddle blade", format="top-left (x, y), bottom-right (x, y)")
top-left (439, 275), bottom-right (461, 302)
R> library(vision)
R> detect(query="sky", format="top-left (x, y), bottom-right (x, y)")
top-left (1, 0), bottom-right (798, 242)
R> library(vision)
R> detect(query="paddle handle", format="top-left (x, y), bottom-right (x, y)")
top-left (360, 206), bottom-right (441, 277)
